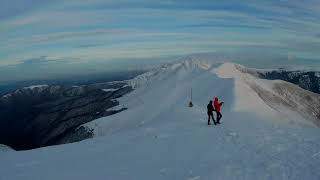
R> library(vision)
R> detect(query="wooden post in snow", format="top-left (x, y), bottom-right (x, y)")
top-left (189, 88), bottom-right (193, 107)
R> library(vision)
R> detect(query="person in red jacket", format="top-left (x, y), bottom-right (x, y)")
top-left (214, 97), bottom-right (224, 124)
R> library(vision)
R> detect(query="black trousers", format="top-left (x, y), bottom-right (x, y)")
top-left (216, 112), bottom-right (222, 123)
top-left (207, 112), bottom-right (216, 125)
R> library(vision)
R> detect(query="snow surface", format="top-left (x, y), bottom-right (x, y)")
top-left (1, 60), bottom-right (320, 180)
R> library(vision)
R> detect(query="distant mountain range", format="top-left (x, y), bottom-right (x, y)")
top-left (257, 70), bottom-right (320, 94)
top-left (0, 82), bottom-right (132, 150)
top-left (0, 70), bottom-right (144, 96)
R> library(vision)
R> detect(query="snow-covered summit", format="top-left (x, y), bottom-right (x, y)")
top-left (126, 59), bottom-right (217, 89)
top-left (2, 85), bottom-right (50, 98)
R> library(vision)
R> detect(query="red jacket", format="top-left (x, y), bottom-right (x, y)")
top-left (214, 97), bottom-right (222, 112)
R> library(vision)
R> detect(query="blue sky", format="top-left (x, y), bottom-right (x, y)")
top-left (0, 0), bottom-right (320, 82)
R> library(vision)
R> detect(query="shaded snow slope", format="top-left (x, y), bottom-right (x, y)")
top-left (215, 63), bottom-right (320, 127)
top-left (1, 60), bottom-right (320, 180)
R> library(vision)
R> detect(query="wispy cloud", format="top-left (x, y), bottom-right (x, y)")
top-left (0, 0), bottom-right (320, 69)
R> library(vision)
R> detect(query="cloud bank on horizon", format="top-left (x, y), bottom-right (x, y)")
top-left (0, 0), bottom-right (320, 81)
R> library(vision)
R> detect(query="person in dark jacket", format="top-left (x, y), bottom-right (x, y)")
top-left (207, 100), bottom-right (216, 125)
top-left (214, 97), bottom-right (224, 124)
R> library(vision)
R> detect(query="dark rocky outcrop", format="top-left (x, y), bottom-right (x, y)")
top-left (0, 82), bottom-right (132, 150)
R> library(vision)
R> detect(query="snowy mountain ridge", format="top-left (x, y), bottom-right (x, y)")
top-left (216, 63), bottom-right (320, 127)
top-left (89, 60), bottom-right (320, 136)
top-left (1, 59), bottom-right (320, 180)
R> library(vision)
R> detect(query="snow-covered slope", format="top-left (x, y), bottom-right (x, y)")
top-left (1, 60), bottom-right (320, 180)
top-left (215, 63), bottom-right (320, 127)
